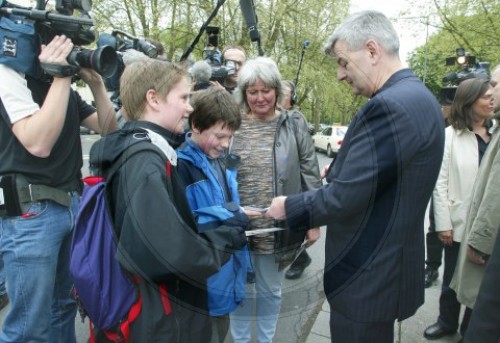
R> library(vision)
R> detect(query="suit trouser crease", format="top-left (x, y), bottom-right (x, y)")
top-left (329, 309), bottom-right (394, 343)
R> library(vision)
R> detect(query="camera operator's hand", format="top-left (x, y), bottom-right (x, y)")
top-left (39, 35), bottom-right (73, 67)
top-left (78, 68), bottom-right (103, 87)
top-left (211, 80), bottom-right (226, 90)
top-left (39, 35), bottom-right (80, 79)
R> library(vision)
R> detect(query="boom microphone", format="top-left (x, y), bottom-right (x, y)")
top-left (239, 0), bottom-right (260, 42)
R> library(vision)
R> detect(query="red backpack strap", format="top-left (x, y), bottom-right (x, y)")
top-left (88, 321), bottom-right (96, 343)
top-left (165, 160), bottom-right (172, 177)
top-left (103, 277), bottom-right (143, 343)
top-left (159, 284), bottom-right (172, 315)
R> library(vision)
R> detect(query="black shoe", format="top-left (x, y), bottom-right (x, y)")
top-left (0, 293), bottom-right (9, 311)
top-left (285, 254), bottom-right (312, 280)
top-left (425, 267), bottom-right (439, 288)
top-left (424, 322), bottom-right (456, 340)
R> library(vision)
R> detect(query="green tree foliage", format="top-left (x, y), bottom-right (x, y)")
top-left (90, 0), bottom-right (364, 127)
top-left (408, 0), bottom-right (500, 100)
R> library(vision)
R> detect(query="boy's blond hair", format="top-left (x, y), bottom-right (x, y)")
top-left (120, 60), bottom-right (187, 121)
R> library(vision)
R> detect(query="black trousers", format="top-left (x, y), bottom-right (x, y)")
top-left (330, 310), bottom-right (394, 343)
top-left (425, 200), bottom-right (444, 270)
top-left (438, 241), bottom-right (472, 334)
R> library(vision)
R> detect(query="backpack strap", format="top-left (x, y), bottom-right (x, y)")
top-left (96, 142), bottom-right (174, 342)
top-left (105, 141), bottom-right (175, 201)
top-left (106, 141), bottom-right (166, 182)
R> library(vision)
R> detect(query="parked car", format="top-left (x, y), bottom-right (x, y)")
top-left (312, 125), bottom-right (348, 157)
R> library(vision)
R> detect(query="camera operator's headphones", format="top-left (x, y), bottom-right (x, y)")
top-left (283, 80), bottom-right (297, 106)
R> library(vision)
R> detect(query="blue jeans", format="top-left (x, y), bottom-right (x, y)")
top-left (230, 253), bottom-right (284, 343)
top-left (0, 194), bottom-right (79, 343)
top-left (0, 249), bottom-right (5, 296)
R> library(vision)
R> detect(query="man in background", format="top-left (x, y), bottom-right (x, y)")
top-left (221, 46), bottom-right (246, 93)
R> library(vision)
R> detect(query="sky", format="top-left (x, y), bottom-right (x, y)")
top-left (349, 0), bottom-right (437, 66)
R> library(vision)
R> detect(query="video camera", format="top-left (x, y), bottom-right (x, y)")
top-left (0, 0), bottom-right (118, 78)
top-left (203, 26), bottom-right (236, 83)
top-left (442, 62), bottom-right (490, 85)
top-left (99, 30), bottom-right (158, 60)
top-left (94, 30), bottom-right (161, 126)
top-left (442, 48), bottom-right (490, 86)
top-left (439, 48), bottom-right (490, 105)
top-left (96, 30), bottom-right (159, 113)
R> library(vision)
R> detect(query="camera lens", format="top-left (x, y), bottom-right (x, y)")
top-left (67, 46), bottom-right (119, 78)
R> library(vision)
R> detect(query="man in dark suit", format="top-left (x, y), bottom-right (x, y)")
top-left (267, 10), bottom-right (445, 342)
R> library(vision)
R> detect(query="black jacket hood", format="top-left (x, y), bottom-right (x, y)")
top-left (89, 121), bottom-right (184, 176)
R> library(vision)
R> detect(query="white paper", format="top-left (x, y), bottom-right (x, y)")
top-left (244, 206), bottom-right (269, 213)
top-left (245, 227), bottom-right (285, 236)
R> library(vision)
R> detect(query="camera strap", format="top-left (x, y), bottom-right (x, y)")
top-left (40, 62), bottom-right (79, 78)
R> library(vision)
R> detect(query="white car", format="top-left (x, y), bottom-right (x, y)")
top-left (312, 125), bottom-right (348, 157)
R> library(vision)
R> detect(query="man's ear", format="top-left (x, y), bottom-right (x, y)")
top-left (366, 39), bottom-right (381, 63)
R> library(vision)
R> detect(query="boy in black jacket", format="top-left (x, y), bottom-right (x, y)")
top-left (90, 60), bottom-right (247, 342)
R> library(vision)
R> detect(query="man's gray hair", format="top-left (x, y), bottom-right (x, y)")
top-left (234, 56), bottom-right (283, 113)
top-left (324, 10), bottom-right (400, 57)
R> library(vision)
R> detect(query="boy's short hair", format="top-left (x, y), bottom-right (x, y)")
top-left (120, 60), bottom-right (187, 121)
top-left (189, 88), bottom-right (241, 133)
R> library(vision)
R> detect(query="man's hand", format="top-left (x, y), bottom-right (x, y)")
top-left (438, 230), bottom-right (453, 246)
top-left (320, 164), bottom-right (330, 179)
top-left (242, 207), bottom-right (264, 219)
top-left (39, 35), bottom-right (73, 67)
top-left (305, 227), bottom-right (320, 247)
top-left (78, 68), bottom-right (104, 87)
top-left (466, 245), bottom-right (487, 265)
top-left (265, 196), bottom-right (287, 220)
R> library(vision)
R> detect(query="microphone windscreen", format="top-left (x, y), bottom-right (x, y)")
top-left (190, 60), bottom-right (212, 83)
top-left (121, 49), bottom-right (151, 66)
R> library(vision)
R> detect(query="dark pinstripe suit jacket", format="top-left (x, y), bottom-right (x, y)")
top-left (286, 68), bottom-right (445, 322)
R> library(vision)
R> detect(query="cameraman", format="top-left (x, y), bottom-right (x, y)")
top-left (221, 46), bottom-right (246, 93)
top-left (0, 34), bottom-right (117, 342)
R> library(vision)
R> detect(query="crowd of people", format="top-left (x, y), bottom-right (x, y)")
top-left (1, 8), bottom-right (500, 343)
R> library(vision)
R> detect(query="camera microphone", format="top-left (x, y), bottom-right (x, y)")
top-left (191, 60), bottom-right (212, 83)
top-left (121, 49), bottom-right (152, 66)
top-left (239, 0), bottom-right (260, 42)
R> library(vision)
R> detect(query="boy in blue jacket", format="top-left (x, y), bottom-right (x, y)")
top-left (177, 88), bottom-right (253, 343)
